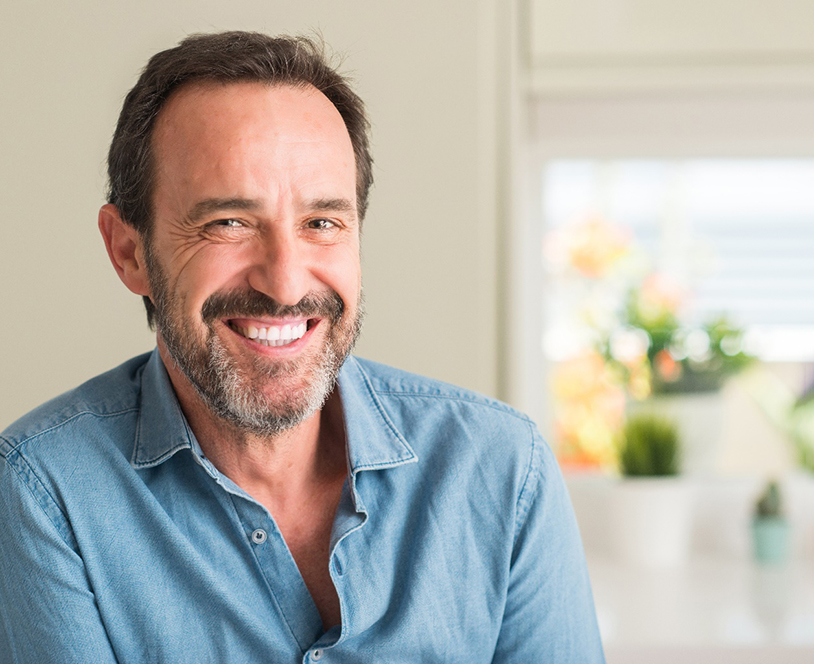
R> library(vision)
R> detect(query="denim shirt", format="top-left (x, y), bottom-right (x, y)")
top-left (0, 351), bottom-right (604, 663)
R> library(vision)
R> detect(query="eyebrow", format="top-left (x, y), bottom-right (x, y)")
top-left (306, 197), bottom-right (357, 215)
top-left (187, 198), bottom-right (262, 222)
top-left (185, 196), bottom-right (357, 222)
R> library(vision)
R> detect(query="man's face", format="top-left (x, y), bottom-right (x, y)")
top-left (145, 82), bottom-right (363, 436)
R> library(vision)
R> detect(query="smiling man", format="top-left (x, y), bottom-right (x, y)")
top-left (0, 32), bottom-right (604, 662)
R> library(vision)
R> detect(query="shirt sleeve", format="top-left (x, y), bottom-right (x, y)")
top-left (491, 426), bottom-right (606, 663)
top-left (0, 449), bottom-right (119, 664)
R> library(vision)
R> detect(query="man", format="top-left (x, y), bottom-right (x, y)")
top-left (0, 32), bottom-right (604, 662)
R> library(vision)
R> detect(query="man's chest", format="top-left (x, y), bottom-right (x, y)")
top-left (66, 450), bottom-right (514, 662)
top-left (275, 500), bottom-right (344, 631)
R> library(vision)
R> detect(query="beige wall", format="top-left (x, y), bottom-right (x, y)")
top-left (0, 1), bottom-right (510, 428)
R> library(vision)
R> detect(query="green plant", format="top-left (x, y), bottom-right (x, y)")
top-left (604, 297), bottom-right (754, 396)
top-left (754, 480), bottom-right (784, 519)
top-left (619, 413), bottom-right (681, 476)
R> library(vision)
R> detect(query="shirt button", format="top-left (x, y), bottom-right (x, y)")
top-left (311, 648), bottom-right (324, 660)
top-left (250, 529), bottom-right (267, 544)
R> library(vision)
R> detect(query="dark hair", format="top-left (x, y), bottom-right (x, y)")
top-left (105, 31), bottom-right (373, 326)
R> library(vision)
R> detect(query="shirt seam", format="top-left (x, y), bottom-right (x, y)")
top-left (372, 390), bottom-right (534, 423)
top-left (130, 443), bottom-right (192, 468)
top-left (0, 407), bottom-right (139, 458)
top-left (1, 408), bottom-right (138, 551)
top-left (1, 447), bottom-right (79, 552)
top-left (512, 420), bottom-right (541, 547)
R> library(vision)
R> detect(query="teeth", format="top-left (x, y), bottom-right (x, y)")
top-left (232, 321), bottom-right (308, 346)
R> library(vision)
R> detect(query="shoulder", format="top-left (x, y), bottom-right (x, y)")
top-left (348, 357), bottom-right (560, 537)
top-left (0, 353), bottom-right (151, 461)
top-left (352, 356), bottom-right (534, 427)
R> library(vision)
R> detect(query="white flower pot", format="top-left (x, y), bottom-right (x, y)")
top-left (629, 391), bottom-right (724, 475)
top-left (609, 477), bottom-right (695, 567)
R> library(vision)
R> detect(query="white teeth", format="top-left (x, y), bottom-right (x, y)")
top-left (232, 321), bottom-right (308, 346)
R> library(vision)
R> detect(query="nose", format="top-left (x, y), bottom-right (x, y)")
top-left (246, 228), bottom-right (311, 306)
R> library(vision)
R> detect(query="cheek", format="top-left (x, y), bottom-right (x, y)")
top-left (322, 247), bottom-right (361, 304)
top-left (173, 248), bottom-right (254, 308)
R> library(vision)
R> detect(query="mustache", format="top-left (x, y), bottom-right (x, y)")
top-left (201, 289), bottom-right (344, 325)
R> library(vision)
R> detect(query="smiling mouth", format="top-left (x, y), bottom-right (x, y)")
top-left (227, 320), bottom-right (312, 347)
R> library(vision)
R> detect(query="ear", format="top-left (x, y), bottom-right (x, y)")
top-left (98, 204), bottom-right (152, 297)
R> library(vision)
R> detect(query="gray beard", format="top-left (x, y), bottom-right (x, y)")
top-left (144, 245), bottom-right (362, 438)
top-left (175, 326), bottom-right (343, 437)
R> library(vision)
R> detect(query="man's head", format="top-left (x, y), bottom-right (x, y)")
top-left (106, 31), bottom-right (372, 327)
top-left (99, 33), bottom-right (368, 438)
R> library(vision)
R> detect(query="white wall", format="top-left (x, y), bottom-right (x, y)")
top-left (0, 1), bottom-right (511, 428)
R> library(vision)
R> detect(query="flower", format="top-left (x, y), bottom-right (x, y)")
top-left (544, 216), bottom-right (754, 469)
top-left (552, 351), bottom-right (627, 469)
top-left (654, 349), bottom-right (682, 383)
top-left (545, 215), bottom-right (631, 279)
top-left (633, 273), bottom-right (686, 328)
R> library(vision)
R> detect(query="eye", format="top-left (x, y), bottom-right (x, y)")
top-left (306, 218), bottom-right (338, 231)
top-left (200, 218), bottom-right (250, 241)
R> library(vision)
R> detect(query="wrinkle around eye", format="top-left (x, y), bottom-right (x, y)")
top-left (198, 220), bottom-right (256, 243)
top-left (165, 230), bottom-right (213, 267)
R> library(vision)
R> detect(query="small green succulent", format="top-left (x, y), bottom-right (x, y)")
top-left (619, 412), bottom-right (681, 477)
top-left (755, 481), bottom-right (784, 519)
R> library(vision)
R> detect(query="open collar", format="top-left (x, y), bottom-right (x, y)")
top-left (131, 350), bottom-right (195, 468)
top-left (130, 350), bottom-right (417, 473)
top-left (336, 356), bottom-right (417, 475)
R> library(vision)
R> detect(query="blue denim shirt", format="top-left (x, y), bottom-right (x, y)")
top-left (0, 351), bottom-right (604, 663)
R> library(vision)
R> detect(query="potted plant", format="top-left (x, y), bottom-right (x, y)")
top-left (603, 275), bottom-right (754, 474)
top-left (752, 480), bottom-right (790, 566)
top-left (545, 217), bottom-right (753, 474)
top-left (618, 412), bottom-right (681, 477)
top-left (609, 413), bottom-right (694, 567)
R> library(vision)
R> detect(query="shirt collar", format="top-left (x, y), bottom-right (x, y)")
top-left (130, 350), bottom-right (417, 473)
top-left (336, 356), bottom-right (418, 475)
top-left (131, 350), bottom-right (196, 468)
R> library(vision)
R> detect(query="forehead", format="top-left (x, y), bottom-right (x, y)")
top-left (150, 81), bottom-right (356, 204)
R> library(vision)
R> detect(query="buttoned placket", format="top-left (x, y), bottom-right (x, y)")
top-left (238, 488), bottom-right (329, 652)
top-left (134, 353), bottom-right (418, 659)
top-left (185, 446), bottom-right (323, 653)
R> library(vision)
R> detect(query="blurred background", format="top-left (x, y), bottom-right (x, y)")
top-left (2, 1), bottom-right (814, 661)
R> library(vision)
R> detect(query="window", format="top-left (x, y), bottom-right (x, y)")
top-left (543, 158), bottom-right (814, 362)
top-left (507, 93), bottom-right (814, 461)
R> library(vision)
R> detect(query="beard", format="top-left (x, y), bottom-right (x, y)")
top-left (144, 247), bottom-right (363, 438)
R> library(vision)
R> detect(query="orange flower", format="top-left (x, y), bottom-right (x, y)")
top-left (636, 273), bottom-right (686, 325)
top-left (552, 351), bottom-right (626, 470)
top-left (552, 215), bottom-right (630, 278)
top-left (654, 349), bottom-right (682, 383)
